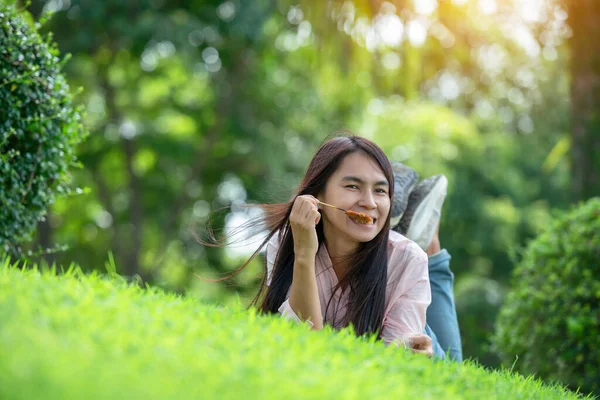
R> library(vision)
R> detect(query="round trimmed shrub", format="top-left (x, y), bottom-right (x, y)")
top-left (493, 197), bottom-right (600, 395)
top-left (0, 5), bottom-right (86, 254)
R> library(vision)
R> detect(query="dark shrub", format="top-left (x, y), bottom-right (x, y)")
top-left (493, 197), bottom-right (600, 395)
top-left (0, 5), bottom-right (86, 254)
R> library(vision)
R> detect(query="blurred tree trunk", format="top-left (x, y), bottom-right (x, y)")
top-left (91, 169), bottom-right (122, 268)
top-left (99, 69), bottom-right (144, 280)
top-left (122, 137), bottom-right (143, 278)
top-left (566, 0), bottom-right (600, 202)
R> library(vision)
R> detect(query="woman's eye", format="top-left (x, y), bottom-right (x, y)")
top-left (375, 188), bottom-right (387, 194)
top-left (346, 185), bottom-right (359, 189)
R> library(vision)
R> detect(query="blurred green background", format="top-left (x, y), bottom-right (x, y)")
top-left (16, 0), bottom-right (599, 368)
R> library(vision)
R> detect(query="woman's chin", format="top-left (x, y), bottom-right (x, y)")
top-left (346, 225), bottom-right (380, 242)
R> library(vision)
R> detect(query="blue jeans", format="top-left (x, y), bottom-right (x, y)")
top-left (424, 249), bottom-right (463, 361)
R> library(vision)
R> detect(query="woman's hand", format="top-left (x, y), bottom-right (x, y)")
top-left (393, 333), bottom-right (434, 358)
top-left (289, 195), bottom-right (321, 262)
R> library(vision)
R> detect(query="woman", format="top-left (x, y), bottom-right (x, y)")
top-left (211, 134), bottom-right (459, 358)
top-left (243, 134), bottom-right (433, 356)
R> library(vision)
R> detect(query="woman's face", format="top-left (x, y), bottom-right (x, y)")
top-left (319, 151), bottom-right (391, 245)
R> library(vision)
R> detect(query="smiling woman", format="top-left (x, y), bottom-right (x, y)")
top-left (199, 133), bottom-right (435, 358)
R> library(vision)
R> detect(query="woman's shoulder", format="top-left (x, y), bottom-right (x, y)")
top-left (386, 230), bottom-right (428, 279)
top-left (388, 230), bottom-right (425, 255)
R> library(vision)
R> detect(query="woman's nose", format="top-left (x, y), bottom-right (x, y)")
top-left (358, 191), bottom-right (377, 209)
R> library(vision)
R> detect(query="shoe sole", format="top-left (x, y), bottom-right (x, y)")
top-left (405, 175), bottom-right (448, 249)
top-left (390, 163), bottom-right (419, 228)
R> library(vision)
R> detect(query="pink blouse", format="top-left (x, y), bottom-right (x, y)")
top-left (265, 230), bottom-right (431, 345)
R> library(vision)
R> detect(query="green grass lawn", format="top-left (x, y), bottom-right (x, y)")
top-left (0, 260), bottom-right (587, 400)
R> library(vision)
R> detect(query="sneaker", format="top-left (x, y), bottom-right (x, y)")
top-left (390, 162), bottom-right (419, 229)
top-left (394, 174), bottom-right (448, 250)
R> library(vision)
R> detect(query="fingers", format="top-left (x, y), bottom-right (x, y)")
top-left (291, 195), bottom-right (320, 226)
top-left (411, 348), bottom-right (434, 358)
top-left (301, 207), bottom-right (320, 225)
top-left (393, 334), bottom-right (434, 358)
top-left (410, 335), bottom-right (433, 358)
top-left (302, 202), bottom-right (315, 219)
top-left (396, 333), bottom-right (430, 346)
top-left (289, 195), bottom-right (321, 258)
top-left (411, 335), bottom-right (432, 346)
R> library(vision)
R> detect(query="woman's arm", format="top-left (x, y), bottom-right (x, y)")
top-left (288, 257), bottom-right (323, 330)
top-left (265, 195), bottom-right (324, 330)
top-left (287, 195), bottom-right (324, 329)
top-left (265, 251), bottom-right (319, 328)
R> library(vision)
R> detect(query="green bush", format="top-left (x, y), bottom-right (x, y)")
top-left (0, 5), bottom-right (86, 254)
top-left (493, 197), bottom-right (600, 395)
top-left (0, 260), bottom-right (583, 400)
